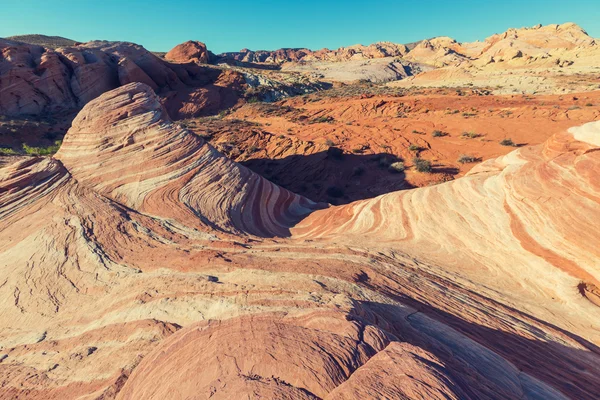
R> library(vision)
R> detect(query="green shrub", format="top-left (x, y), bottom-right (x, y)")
top-left (408, 144), bottom-right (420, 151)
top-left (413, 157), bottom-right (432, 173)
top-left (312, 116), bottom-right (334, 124)
top-left (378, 156), bottom-right (393, 168)
top-left (22, 140), bottom-right (61, 156)
top-left (432, 130), bottom-right (445, 137)
top-left (0, 147), bottom-right (19, 155)
top-left (500, 138), bottom-right (517, 147)
top-left (388, 161), bottom-right (405, 173)
top-left (461, 131), bottom-right (480, 139)
top-left (458, 154), bottom-right (478, 164)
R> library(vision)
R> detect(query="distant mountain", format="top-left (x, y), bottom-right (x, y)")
top-left (5, 34), bottom-right (79, 48)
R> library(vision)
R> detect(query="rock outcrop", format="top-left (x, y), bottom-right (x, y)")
top-left (1, 85), bottom-right (600, 399)
top-left (0, 39), bottom-right (245, 118)
top-left (217, 41), bottom-right (409, 64)
top-left (165, 40), bottom-right (210, 64)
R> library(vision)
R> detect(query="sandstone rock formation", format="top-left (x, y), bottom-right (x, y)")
top-left (216, 22), bottom-right (599, 88)
top-left (217, 42), bottom-right (409, 65)
top-left (1, 83), bottom-right (599, 399)
top-left (392, 23), bottom-right (600, 93)
top-left (165, 40), bottom-right (210, 64)
top-left (0, 39), bottom-right (244, 118)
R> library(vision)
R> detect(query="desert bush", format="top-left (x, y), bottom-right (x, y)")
top-left (22, 141), bottom-right (61, 156)
top-left (311, 116), bottom-right (334, 124)
top-left (432, 130), bottom-right (445, 137)
top-left (457, 154), bottom-right (478, 164)
top-left (408, 144), bottom-right (420, 151)
top-left (500, 138), bottom-right (517, 147)
top-left (247, 145), bottom-right (260, 153)
top-left (461, 131), bottom-right (480, 139)
top-left (585, 103), bottom-right (593, 107)
top-left (378, 156), bottom-right (393, 168)
top-left (0, 147), bottom-right (19, 155)
top-left (325, 139), bottom-right (335, 146)
top-left (388, 161), bottom-right (405, 173)
top-left (413, 157), bottom-right (432, 173)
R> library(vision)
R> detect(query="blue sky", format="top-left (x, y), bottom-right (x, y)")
top-left (1, 0), bottom-right (599, 53)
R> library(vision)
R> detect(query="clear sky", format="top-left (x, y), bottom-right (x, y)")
top-left (1, 0), bottom-right (599, 53)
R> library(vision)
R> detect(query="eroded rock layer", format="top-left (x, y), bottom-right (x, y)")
top-left (1, 83), bottom-right (599, 399)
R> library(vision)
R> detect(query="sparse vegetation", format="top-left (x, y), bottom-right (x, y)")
top-left (311, 116), bottom-right (334, 124)
top-left (408, 144), bottom-right (420, 151)
top-left (247, 145), bottom-right (260, 153)
top-left (325, 139), bottom-right (336, 147)
top-left (388, 161), bottom-right (405, 173)
top-left (7, 34), bottom-right (78, 48)
top-left (22, 141), bottom-right (62, 156)
top-left (413, 157), bottom-right (432, 173)
top-left (500, 138), bottom-right (517, 147)
top-left (458, 154), bottom-right (478, 164)
top-left (0, 147), bottom-right (19, 155)
top-left (585, 103), bottom-right (594, 107)
top-left (432, 130), bottom-right (445, 137)
top-left (461, 131), bottom-right (481, 139)
top-left (378, 156), bottom-right (394, 168)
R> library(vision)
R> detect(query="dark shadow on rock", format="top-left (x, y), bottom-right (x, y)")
top-left (356, 297), bottom-right (600, 400)
top-left (242, 149), bottom-right (415, 204)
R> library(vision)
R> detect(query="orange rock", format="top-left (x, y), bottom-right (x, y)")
top-left (165, 40), bottom-right (210, 64)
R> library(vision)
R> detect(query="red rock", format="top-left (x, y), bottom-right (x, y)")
top-left (165, 40), bottom-right (210, 64)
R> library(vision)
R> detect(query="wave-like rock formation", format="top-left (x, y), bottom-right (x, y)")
top-left (1, 83), bottom-right (599, 399)
top-left (54, 83), bottom-right (320, 237)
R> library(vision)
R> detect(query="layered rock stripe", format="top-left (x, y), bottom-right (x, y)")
top-left (0, 83), bottom-right (599, 399)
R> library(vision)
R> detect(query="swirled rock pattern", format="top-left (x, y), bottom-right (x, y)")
top-left (1, 83), bottom-right (599, 399)
top-left (54, 83), bottom-right (320, 237)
